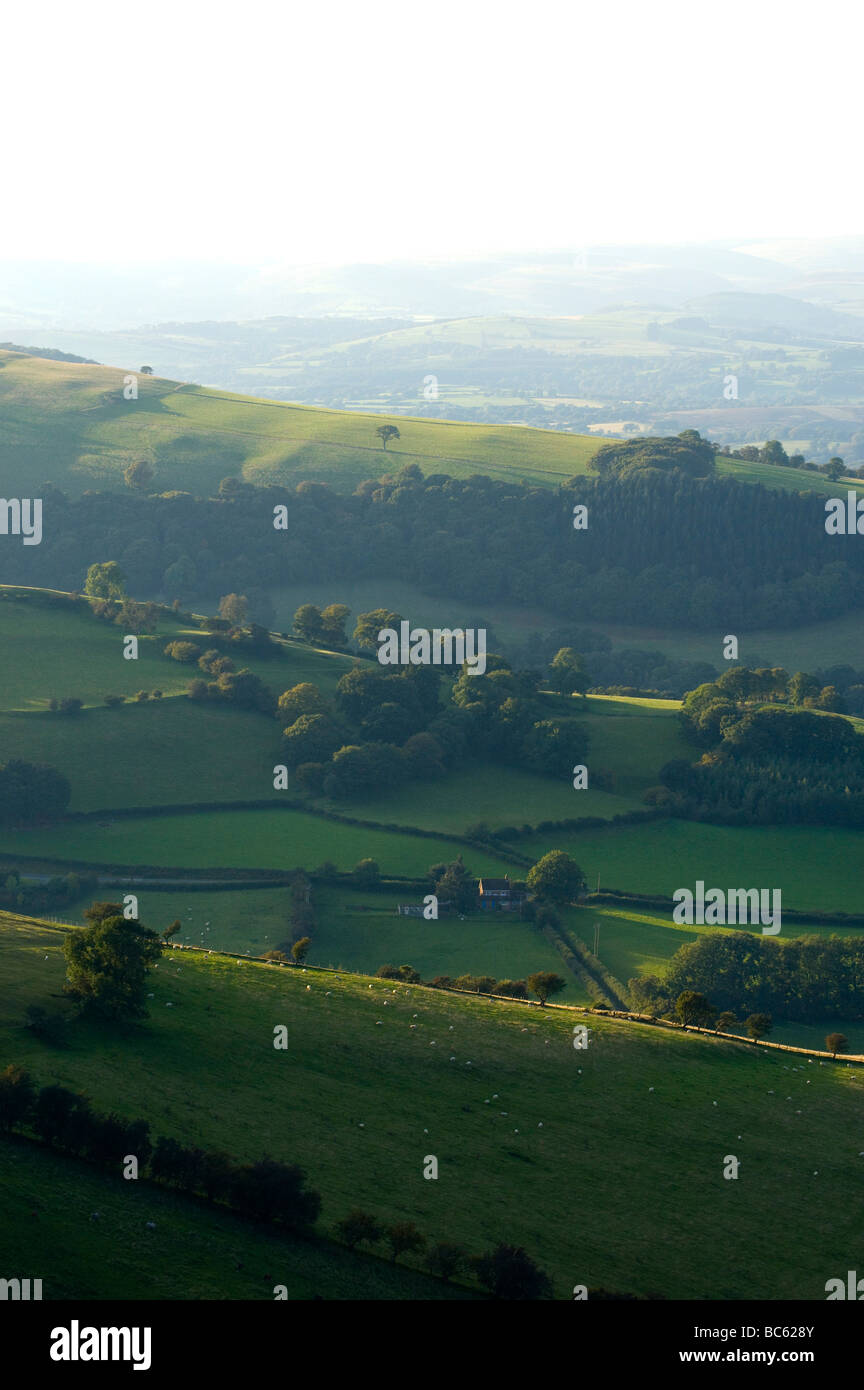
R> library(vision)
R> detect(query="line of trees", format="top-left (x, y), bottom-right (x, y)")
top-left (629, 931), bottom-right (864, 1022)
top-left (0, 1065), bottom-right (320, 1231)
top-left (333, 1212), bottom-right (552, 1298)
top-left (0, 1065), bottom-right (554, 1296)
top-left (9, 449), bottom-right (864, 632)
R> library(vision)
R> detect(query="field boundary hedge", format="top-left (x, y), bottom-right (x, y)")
top-left (539, 924), bottom-right (610, 1005)
top-left (59, 799), bottom-right (533, 867)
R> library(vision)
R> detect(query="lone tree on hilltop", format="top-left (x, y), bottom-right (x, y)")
top-left (526, 971), bottom-right (566, 1007)
top-left (826, 1032), bottom-right (849, 1058)
top-left (139, 365), bottom-right (154, 375)
top-left (376, 424), bottom-right (400, 450)
top-left (526, 850), bottom-right (586, 905)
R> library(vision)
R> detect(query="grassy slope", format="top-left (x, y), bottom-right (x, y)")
top-left (0, 594), bottom-right (358, 712)
top-left (0, 351), bottom-right (601, 497)
top-left (3, 912), bottom-right (864, 1300)
top-left (0, 1136), bottom-right (468, 1300)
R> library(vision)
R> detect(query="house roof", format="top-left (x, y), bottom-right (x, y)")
top-left (479, 878), bottom-right (510, 891)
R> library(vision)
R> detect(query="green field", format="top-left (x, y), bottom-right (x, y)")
top-left (313, 761), bottom-right (641, 831)
top-left (600, 608), bottom-right (864, 677)
top-left (567, 903), bottom-right (864, 992)
top-left (0, 1135), bottom-right (467, 1300)
top-left (4, 911), bottom-right (864, 1300)
top-left (0, 703), bottom-right (279, 812)
top-left (59, 883), bottom-right (582, 995)
top-left (0, 592), bottom-right (357, 713)
top-left (0, 351), bottom-right (602, 498)
top-left (520, 819), bottom-right (864, 913)
top-left (2, 806), bottom-right (519, 877)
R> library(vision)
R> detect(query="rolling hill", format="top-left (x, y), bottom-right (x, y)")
top-left (3, 909), bottom-right (864, 1300)
top-left (0, 349), bottom-right (602, 498)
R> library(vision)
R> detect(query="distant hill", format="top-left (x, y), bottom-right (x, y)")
top-left (0, 341), bottom-right (98, 364)
top-left (0, 349), bottom-right (602, 497)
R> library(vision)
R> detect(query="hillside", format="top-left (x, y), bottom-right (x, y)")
top-left (3, 909), bottom-right (864, 1300)
top-left (0, 349), bottom-right (602, 497)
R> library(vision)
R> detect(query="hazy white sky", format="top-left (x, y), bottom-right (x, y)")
top-left (5, 0), bottom-right (862, 265)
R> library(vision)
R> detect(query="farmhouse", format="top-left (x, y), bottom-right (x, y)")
top-left (478, 877), bottom-right (517, 911)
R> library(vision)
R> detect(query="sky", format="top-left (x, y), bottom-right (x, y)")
top-left (4, 0), bottom-right (863, 266)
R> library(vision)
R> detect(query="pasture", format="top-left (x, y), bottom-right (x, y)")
top-left (0, 350), bottom-right (601, 498)
top-left (0, 591), bottom-right (358, 712)
top-left (3, 911), bottom-right (864, 1300)
top-left (89, 883), bottom-right (583, 995)
top-left (0, 1135), bottom-right (465, 1300)
top-left (0, 806), bottom-right (519, 877)
top-left (518, 819), bottom-right (864, 913)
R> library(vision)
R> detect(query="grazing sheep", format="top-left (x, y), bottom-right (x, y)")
top-left (648, 1087), bottom-right (654, 1092)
